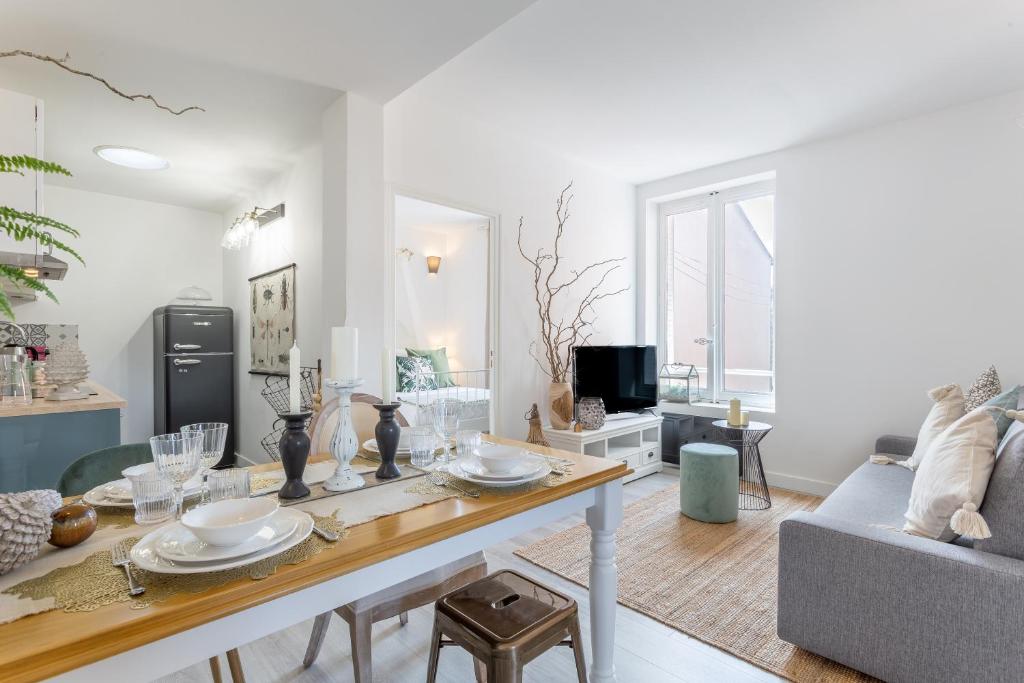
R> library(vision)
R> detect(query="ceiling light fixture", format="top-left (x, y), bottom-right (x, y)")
top-left (221, 203), bottom-right (286, 250)
top-left (93, 145), bottom-right (170, 170)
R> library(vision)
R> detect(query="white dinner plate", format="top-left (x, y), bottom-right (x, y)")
top-left (130, 507), bottom-right (313, 574)
top-left (362, 439), bottom-right (412, 455)
top-left (155, 510), bottom-right (298, 563)
top-left (82, 482), bottom-right (203, 508)
top-left (444, 460), bottom-right (551, 488)
top-left (458, 454), bottom-right (546, 481)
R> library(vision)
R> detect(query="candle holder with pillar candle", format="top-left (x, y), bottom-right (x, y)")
top-left (278, 410), bottom-right (313, 499)
top-left (373, 402), bottom-right (403, 479)
top-left (323, 378), bottom-right (367, 491)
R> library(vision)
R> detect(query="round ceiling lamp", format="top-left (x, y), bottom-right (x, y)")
top-left (93, 145), bottom-right (170, 170)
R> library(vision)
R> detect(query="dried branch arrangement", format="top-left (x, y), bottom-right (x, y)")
top-left (0, 50), bottom-right (204, 115)
top-left (517, 182), bottom-right (629, 383)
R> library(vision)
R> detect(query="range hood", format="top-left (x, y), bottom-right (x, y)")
top-left (0, 251), bottom-right (69, 303)
top-left (0, 250), bottom-right (69, 280)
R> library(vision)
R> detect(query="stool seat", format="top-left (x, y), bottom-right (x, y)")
top-left (679, 442), bottom-right (739, 523)
top-left (438, 570), bottom-right (573, 643)
top-left (428, 570), bottom-right (587, 683)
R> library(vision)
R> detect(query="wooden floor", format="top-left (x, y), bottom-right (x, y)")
top-left (158, 472), bottom-right (784, 683)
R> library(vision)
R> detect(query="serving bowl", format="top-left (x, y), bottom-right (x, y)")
top-left (181, 498), bottom-right (279, 546)
top-left (475, 444), bottom-right (528, 475)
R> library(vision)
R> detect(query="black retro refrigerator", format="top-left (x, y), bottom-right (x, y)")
top-left (153, 305), bottom-right (235, 466)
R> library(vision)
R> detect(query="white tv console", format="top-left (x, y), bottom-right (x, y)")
top-left (542, 413), bottom-right (663, 483)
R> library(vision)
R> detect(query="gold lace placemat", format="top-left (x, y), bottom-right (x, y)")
top-left (2, 511), bottom-right (346, 613)
top-left (405, 455), bottom-right (575, 498)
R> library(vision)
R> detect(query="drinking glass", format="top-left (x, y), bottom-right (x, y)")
top-left (126, 469), bottom-right (175, 525)
top-left (181, 422), bottom-right (229, 504)
top-left (455, 429), bottom-right (482, 463)
top-left (150, 432), bottom-right (203, 519)
top-left (408, 426), bottom-right (437, 468)
top-left (0, 357), bottom-right (31, 406)
top-left (207, 469), bottom-right (250, 502)
top-left (432, 399), bottom-right (463, 464)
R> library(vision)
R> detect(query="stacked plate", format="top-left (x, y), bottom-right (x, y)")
top-left (82, 464), bottom-right (203, 508)
top-left (130, 499), bottom-right (313, 574)
top-left (444, 444), bottom-right (551, 488)
top-left (362, 431), bottom-right (414, 456)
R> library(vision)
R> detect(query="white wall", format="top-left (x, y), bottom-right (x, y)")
top-left (16, 186), bottom-right (223, 443)
top-left (384, 91), bottom-right (636, 437)
top-left (222, 143), bottom-right (323, 463)
top-left (638, 88), bottom-right (1024, 494)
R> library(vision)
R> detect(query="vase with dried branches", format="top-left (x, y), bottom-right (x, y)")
top-left (517, 182), bottom-right (629, 429)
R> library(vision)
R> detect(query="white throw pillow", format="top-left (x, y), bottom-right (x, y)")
top-left (904, 407), bottom-right (998, 541)
top-left (900, 384), bottom-right (965, 471)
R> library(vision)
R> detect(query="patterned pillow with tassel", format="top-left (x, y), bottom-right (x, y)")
top-left (964, 365), bottom-right (1001, 412)
top-left (396, 356), bottom-right (438, 393)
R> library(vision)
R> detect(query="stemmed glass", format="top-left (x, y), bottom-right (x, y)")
top-left (432, 398), bottom-right (463, 465)
top-left (181, 422), bottom-right (229, 505)
top-left (150, 432), bottom-right (203, 519)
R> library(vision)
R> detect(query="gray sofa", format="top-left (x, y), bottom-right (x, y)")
top-left (778, 427), bottom-right (1024, 683)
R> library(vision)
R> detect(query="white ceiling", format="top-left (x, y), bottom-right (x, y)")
top-left (0, 0), bottom-right (536, 211)
top-left (401, 0), bottom-right (1024, 184)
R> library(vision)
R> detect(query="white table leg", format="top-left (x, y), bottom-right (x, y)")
top-left (586, 478), bottom-right (623, 683)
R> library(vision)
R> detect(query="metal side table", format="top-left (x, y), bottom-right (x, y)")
top-left (713, 420), bottom-right (773, 510)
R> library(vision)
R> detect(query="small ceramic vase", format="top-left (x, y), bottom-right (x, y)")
top-left (49, 503), bottom-right (98, 548)
top-left (578, 396), bottom-right (607, 430)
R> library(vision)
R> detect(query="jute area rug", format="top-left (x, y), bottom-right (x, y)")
top-left (514, 484), bottom-right (877, 682)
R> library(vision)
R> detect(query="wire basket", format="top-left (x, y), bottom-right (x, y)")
top-left (260, 420), bottom-right (287, 462)
top-left (260, 366), bottom-right (319, 414)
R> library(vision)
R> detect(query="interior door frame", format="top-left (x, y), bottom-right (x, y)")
top-left (384, 184), bottom-right (502, 433)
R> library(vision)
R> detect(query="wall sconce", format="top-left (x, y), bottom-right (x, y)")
top-left (221, 203), bottom-right (286, 250)
top-left (426, 255), bottom-right (442, 277)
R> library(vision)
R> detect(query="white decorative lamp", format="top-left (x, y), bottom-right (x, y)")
top-left (46, 342), bottom-right (89, 401)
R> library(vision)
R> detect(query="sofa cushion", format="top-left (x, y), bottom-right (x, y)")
top-left (974, 404), bottom-right (1024, 560)
top-left (816, 461), bottom-right (914, 529)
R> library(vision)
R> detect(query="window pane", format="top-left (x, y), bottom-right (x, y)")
top-left (722, 195), bottom-right (774, 395)
top-left (667, 208), bottom-right (709, 395)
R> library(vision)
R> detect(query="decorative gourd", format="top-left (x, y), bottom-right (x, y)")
top-left (0, 489), bottom-right (63, 575)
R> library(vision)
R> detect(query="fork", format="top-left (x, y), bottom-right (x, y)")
top-left (111, 541), bottom-right (145, 596)
top-left (430, 472), bottom-right (480, 498)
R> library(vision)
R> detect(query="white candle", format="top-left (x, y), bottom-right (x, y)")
top-left (728, 398), bottom-right (741, 426)
top-left (381, 348), bottom-right (393, 404)
top-left (330, 327), bottom-right (358, 380)
top-left (288, 340), bottom-right (301, 412)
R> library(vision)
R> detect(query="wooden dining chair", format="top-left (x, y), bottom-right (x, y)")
top-left (298, 394), bottom-right (487, 683)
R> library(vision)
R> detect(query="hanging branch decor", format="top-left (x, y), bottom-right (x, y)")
top-left (0, 50), bottom-right (205, 116)
top-left (517, 182), bottom-right (629, 428)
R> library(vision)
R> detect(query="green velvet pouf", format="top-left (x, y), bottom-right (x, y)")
top-left (679, 442), bottom-right (739, 523)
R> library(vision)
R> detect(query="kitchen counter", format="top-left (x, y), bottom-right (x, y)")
top-left (0, 382), bottom-right (125, 493)
top-left (0, 383), bottom-right (126, 418)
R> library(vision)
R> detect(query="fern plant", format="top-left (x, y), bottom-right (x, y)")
top-left (0, 155), bottom-right (83, 319)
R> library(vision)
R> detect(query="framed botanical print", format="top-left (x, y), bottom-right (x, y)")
top-left (248, 263), bottom-right (296, 375)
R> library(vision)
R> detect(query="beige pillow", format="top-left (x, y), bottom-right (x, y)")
top-left (902, 384), bottom-right (965, 471)
top-left (903, 407), bottom-right (998, 541)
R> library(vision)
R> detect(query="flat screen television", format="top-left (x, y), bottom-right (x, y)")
top-left (573, 345), bottom-right (658, 415)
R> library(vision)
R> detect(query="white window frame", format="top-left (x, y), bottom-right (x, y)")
top-left (657, 179), bottom-right (776, 408)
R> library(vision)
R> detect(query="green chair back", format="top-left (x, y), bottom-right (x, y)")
top-left (57, 443), bottom-right (152, 497)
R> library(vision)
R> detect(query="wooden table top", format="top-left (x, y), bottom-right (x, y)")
top-left (0, 382), bottom-right (127, 418)
top-left (0, 436), bottom-right (628, 682)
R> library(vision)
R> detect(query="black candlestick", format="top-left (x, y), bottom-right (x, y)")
top-left (278, 410), bottom-right (313, 499)
top-left (373, 403), bottom-right (402, 480)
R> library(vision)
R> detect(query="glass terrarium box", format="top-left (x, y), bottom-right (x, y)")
top-left (659, 363), bottom-right (699, 404)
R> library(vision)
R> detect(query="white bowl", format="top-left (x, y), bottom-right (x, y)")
top-left (476, 444), bottom-right (528, 475)
top-left (181, 498), bottom-right (279, 547)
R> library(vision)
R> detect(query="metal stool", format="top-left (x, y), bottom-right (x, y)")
top-left (426, 570), bottom-right (586, 683)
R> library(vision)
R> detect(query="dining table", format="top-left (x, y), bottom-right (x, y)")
top-left (0, 435), bottom-right (628, 683)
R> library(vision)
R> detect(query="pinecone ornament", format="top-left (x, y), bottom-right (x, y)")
top-left (0, 489), bottom-right (63, 575)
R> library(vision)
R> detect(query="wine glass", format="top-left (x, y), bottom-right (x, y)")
top-left (181, 422), bottom-right (229, 505)
top-left (150, 432), bottom-right (203, 519)
top-left (432, 398), bottom-right (463, 464)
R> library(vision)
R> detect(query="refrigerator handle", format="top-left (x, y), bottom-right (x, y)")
top-left (173, 358), bottom-right (202, 366)
top-left (173, 343), bottom-right (202, 351)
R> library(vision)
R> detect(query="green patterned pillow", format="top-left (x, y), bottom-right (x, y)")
top-left (406, 347), bottom-right (457, 387)
top-left (396, 355), bottom-right (438, 393)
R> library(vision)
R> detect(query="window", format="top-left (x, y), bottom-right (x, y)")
top-left (659, 180), bottom-right (775, 407)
